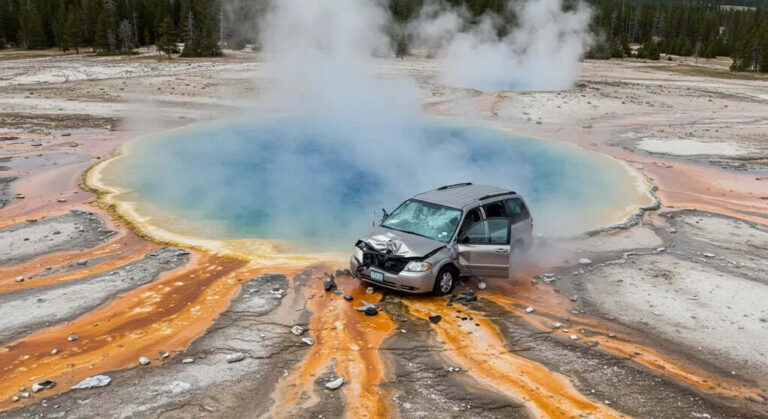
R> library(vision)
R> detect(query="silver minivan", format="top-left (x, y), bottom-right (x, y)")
top-left (350, 183), bottom-right (533, 295)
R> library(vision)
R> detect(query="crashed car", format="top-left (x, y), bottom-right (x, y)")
top-left (350, 183), bottom-right (533, 295)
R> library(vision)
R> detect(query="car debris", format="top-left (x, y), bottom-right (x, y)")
top-left (450, 291), bottom-right (478, 303)
top-left (301, 337), bottom-right (314, 345)
top-left (323, 274), bottom-right (337, 292)
top-left (291, 325), bottom-right (304, 336)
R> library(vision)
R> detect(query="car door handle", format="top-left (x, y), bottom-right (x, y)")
top-left (495, 248), bottom-right (509, 253)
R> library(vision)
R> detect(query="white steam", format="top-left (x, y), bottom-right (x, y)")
top-left (411, 0), bottom-right (594, 91)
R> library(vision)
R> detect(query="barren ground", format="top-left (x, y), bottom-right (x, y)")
top-left (0, 48), bottom-right (766, 418)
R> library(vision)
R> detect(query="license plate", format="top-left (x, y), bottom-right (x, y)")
top-left (370, 270), bottom-right (384, 281)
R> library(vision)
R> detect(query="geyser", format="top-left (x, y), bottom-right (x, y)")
top-left (102, 118), bottom-right (647, 251)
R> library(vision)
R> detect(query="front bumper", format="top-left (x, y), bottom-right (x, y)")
top-left (350, 255), bottom-right (435, 294)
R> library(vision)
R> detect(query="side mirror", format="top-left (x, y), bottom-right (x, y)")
top-left (380, 208), bottom-right (390, 223)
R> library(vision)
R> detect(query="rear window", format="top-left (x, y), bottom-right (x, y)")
top-left (504, 198), bottom-right (530, 224)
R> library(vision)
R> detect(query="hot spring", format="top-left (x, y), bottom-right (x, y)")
top-left (99, 118), bottom-right (649, 252)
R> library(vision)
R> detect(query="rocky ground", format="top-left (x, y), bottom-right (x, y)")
top-left (0, 48), bottom-right (766, 418)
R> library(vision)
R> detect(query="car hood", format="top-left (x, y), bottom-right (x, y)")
top-left (360, 226), bottom-right (446, 258)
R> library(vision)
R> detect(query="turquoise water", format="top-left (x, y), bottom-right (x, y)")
top-left (105, 119), bottom-right (645, 250)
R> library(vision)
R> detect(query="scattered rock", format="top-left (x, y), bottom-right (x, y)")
top-left (225, 352), bottom-right (246, 363)
top-left (325, 377), bottom-right (344, 390)
top-left (477, 281), bottom-right (487, 290)
top-left (569, 295), bottom-right (579, 302)
top-left (429, 315), bottom-right (442, 324)
top-left (32, 380), bottom-right (56, 393)
top-left (301, 337), bottom-right (314, 345)
top-left (67, 334), bottom-right (78, 342)
top-left (570, 335), bottom-right (579, 340)
top-left (182, 358), bottom-right (195, 364)
top-left (343, 294), bottom-right (353, 301)
top-left (524, 307), bottom-right (535, 313)
top-left (72, 375), bottom-right (111, 390)
top-left (364, 306), bottom-right (379, 316)
top-left (76, 260), bottom-right (88, 266)
top-left (291, 325), bottom-right (304, 336)
top-left (138, 357), bottom-right (150, 365)
top-left (578, 258), bottom-right (592, 265)
top-left (161, 352), bottom-right (170, 359)
top-left (323, 275), bottom-right (336, 292)
top-left (366, 286), bottom-right (374, 294)
top-left (11, 396), bottom-right (19, 403)
top-left (20, 392), bottom-right (30, 399)
top-left (552, 322), bottom-right (563, 329)
top-left (51, 348), bottom-right (59, 355)
top-left (703, 252), bottom-right (716, 258)
top-left (357, 301), bottom-right (378, 313)
top-left (15, 276), bottom-right (23, 282)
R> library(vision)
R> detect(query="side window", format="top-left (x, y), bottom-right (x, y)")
top-left (461, 219), bottom-right (510, 245)
top-left (483, 201), bottom-right (507, 218)
top-left (458, 207), bottom-right (482, 237)
top-left (504, 198), bottom-right (530, 224)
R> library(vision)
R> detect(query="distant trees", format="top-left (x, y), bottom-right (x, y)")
top-left (0, 0), bottom-right (767, 73)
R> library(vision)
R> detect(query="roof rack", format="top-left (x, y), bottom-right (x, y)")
top-left (436, 182), bottom-right (473, 191)
top-left (478, 191), bottom-right (516, 201)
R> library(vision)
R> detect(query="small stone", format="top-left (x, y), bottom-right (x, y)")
top-left (32, 380), bottom-right (56, 393)
top-left (225, 353), bottom-right (245, 363)
top-left (161, 352), bottom-right (170, 359)
top-left (182, 358), bottom-right (195, 364)
top-left (291, 325), bottom-right (304, 336)
top-left (15, 276), bottom-right (23, 282)
top-left (570, 335), bottom-right (579, 340)
top-left (364, 306), bottom-right (379, 316)
top-left (67, 334), bottom-right (78, 342)
top-left (524, 307), bottom-right (534, 313)
top-left (578, 258), bottom-right (592, 265)
top-left (77, 260), bottom-right (88, 266)
top-left (57, 198), bottom-right (67, 203)
top-left (552, 322), bottom-right (563, 329)
top-left (366, 287), bottom-right (374, 294)
top-left (11, 396), bottom-right (19, 402)
top-left (51, 348), bottom-right (59, 355)
top-left (569, 295), bottom-right (579, 302)
top-left (477, 281), bottom-right (487, 290)
top-left (703, 253), bottom-right (716, 258)
top-left (72, 375), bottom-right (111, 389)
top-left (325, 377), bottom-right (344, 390)
top-left (138, 357), bottom-right (150, 365)
top-left (668, 228), bottom-right (677, 233)
top-left (301, 337), bottom-right (314, 345)
top-left (429, 315), bottom-right (442, 324)
top-left (608, 333), bottom-right (616, 338)
top-left (20, 392), bottom-right (30, 399)
top-left (343, 295), bottom-right (353, 301)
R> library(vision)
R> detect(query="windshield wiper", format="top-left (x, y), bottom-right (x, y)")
top-left (383, 226), bottom-right (441, 242)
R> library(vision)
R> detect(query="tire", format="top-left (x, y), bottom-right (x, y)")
top-left (432, 265), bottom-right (457, 295)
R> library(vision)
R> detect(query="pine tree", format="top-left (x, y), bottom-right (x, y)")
top-left (156, 16), bottom-right (177, 59)
top-left (63, 8), bottom-right (83, 54)
top-left (20, 3), bottom-right (46, 49)
top-left (94, 10), bottom-right (109, 52)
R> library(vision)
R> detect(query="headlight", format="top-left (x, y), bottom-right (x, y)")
top-left (354, 246), bottom-right (363, 262)
top-left (404, 261), bottom-right (432, 272)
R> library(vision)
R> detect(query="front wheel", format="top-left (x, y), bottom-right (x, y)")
top-left (432, 266), bottom-right (457, 295)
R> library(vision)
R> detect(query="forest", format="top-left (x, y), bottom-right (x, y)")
top-left (0, 0), bottom-right (766, 72)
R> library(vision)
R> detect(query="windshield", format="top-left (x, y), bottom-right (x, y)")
top-left (381, 199), bottom-right (462, 243)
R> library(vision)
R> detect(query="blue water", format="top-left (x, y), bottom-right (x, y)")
top-left (105, 118), bottom-right (643, 250)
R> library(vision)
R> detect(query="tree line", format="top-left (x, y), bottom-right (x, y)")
top-left (0, 0), bottom-right (221, 57)
top-left (1, 0), bottom-right (767, 72)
